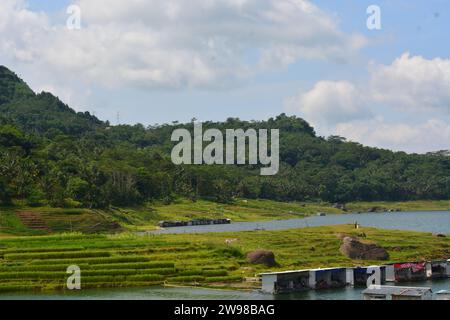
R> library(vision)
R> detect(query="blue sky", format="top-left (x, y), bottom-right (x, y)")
top-left (2, 0), bottom-right (449, 152)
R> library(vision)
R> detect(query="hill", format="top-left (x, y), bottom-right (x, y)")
top-left (0, 65), bottom-right (449, 210)
top-left (0, 67), bottom-right (104, 136)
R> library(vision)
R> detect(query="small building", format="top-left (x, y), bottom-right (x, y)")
top-left (385, 264), bottom-right (395, 282)
top-left (392, 262), bottom-right (427, 282)
top-left (426, 260), bottom-right (448, 279)
top-left (159, 220), bottom-right (187, 228)
top-left (159, 218), bottom-right (231, 228)
top-left (447, 259), bottom-right (450, 277)
top-left (362, 285), bottom-right (433, 300)
top-left (347, 266), bottom-right (386, 287)
top-left (309, 267), bottom-right (347, 290)
top-left (260, 270), bottom-right (310, 294)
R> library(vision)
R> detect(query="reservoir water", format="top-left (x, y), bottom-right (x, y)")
top-left (1, 211), bottom-right (449, 300)
top-left (146, 211), bottom-right (450, 235)
top-left (0, 279), bottom-right (449, 300)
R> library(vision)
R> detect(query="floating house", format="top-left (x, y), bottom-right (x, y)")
top-left (260, 267), bottom-right (347, 294)
top-left (426, 260), bottom-right (448, 279)
top-left (448, 259), bottom-right (450, 276)
top-left (347, 266), bottom-right (386, 287)
top-left (159, 218), bottom-right (231, 228)
top-left (390, 262), bottom-right (428, 282)
top-left (309, 267), bottom-right (347, 290)
top-left (362, 285), bottom-right (433, 300)
top-left (260, 259), bottom-right (450, 295)
top-left (260, 270), bottom-right (310, 294)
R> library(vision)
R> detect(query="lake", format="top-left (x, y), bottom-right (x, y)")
top-left (144, 211), bottom-right (450, 235)
top-left (1, 210), bottom-right (449, 300)
top-left (1, 279), bottom-right (449, 300)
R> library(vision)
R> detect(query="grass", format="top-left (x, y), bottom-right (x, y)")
top-left (1, 199), bottom-right (449, 235)
top-left (346, 200), bottom-right (450, 213)
top-left (0, 225), bottom-right (448, 293)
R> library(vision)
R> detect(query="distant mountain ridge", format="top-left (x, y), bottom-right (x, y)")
top-left (0, 66), bottom-right (104, 136)
top-left (0, 66), bottom-right (35, 104)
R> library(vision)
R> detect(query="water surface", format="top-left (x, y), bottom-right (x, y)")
top-left (144, 211), bottom-right (450, 235)
top-left (1, 279), bottom-right (449, 300)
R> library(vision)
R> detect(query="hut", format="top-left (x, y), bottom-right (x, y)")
top-left (392, 262), bottom-right (427, 282)
top-left (385, 264), bottom-right (395, 282)
top-left (447, 259), bottom-right (450, 276)
top-left (348, 266), bottom-right (386, 287)
top-left (427, 260), bottom-right (448, 279)
top-left (158, 218), bottom-right (231, 228)
top-left (259, 270), bottom-right (310, 294)
top-left (309, 267), bottom-right (347, 290)
top-left (362, 285), bottom-right (432, 300)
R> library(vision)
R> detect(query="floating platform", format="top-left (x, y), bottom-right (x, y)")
top-left (159, 218), bottom-right (231, 228)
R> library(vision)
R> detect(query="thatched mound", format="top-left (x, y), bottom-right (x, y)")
top-left (247, 250), bottom-right (277, 267)
top-left (340, 237), bottom-right (389, 260)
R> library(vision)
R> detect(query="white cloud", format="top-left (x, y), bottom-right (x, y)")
top-left (0, 0), bottom-right (365, 90)
top-left (287, 80), bottom-right (372, 127)
top-left (371, 53), bottom-right (450, 114)
top-left (286, 53), bottom-right (450, 153)
top-left (335, 118), bottom-right (450, 153)
top-left (0, 0), bottom-right (48, 63)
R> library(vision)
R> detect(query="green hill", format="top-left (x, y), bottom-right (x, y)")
top-left (0, 67), bottom-right (104, 136)
top-left (0, 65), bottom-right (449, 212)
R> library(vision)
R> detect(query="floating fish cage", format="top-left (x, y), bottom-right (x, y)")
top-left (259, 259), bottom-right (449, 295)
top-left (159, 218), bottom-right (231, 228)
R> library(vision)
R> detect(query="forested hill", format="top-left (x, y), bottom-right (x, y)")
top-left (0, 66), bottom-right (104, 136)
top-left (0, 66), bottom-right (449, 208)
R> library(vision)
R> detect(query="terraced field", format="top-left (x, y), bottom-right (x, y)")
top-left (0, 234), bottom-right (244, 293)
top-left (0, 225), bottom-right (448, 294)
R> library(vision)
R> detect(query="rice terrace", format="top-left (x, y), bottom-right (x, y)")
top-left (1, 0), bottom-right (450, 306)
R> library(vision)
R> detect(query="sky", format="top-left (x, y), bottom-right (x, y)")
top-left (1, 0), bottom-right (449, 153)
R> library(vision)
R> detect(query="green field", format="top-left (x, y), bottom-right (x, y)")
top-left (2, 199), bottom-right (449, 236)
top-left (0, 225), bottom-right (448, 293)
top-left (346, 200), bottom-right (450, 213)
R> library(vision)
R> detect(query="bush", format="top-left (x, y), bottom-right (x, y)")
top-left (203, 270), bottom-right (228, 277)
top-left (126, 274), bottom-right (163, 282)
top-left (204, 276), bottom-right (242, 283)
top-left (25, 189), bottom-right (46, 207)
top-left (167, 275), bottom-right (205, 282)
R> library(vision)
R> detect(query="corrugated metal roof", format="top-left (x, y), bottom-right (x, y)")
top-left (362, 285), bottom-right (431, 297)
top-left (259, 269), bottom-right (311, 276)
top-left (259, 267), bottom-right (347, 276)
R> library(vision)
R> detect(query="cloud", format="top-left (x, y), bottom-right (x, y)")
top-left (286, 80), bottom-right (372, 127)
top-left (370, 53), bottom-right (450, 114)
top-left (335, 118), bottom-right (450, 153)
top-left (0, 0), bottom-right (365, 90)
top-left (286, 53), bottom-right (450, 152)
top-left (0, 0), bottom-right (48, 63)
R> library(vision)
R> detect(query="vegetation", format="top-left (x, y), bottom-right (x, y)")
top-left (0, 66), bottom-right (449, 213)
top-left (0, 225), bottom-right (448, 293)
top-left (2, 199), bottom-right (449, 236)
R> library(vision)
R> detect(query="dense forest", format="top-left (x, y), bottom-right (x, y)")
top-left (0, 66), bottom-right (449, 208)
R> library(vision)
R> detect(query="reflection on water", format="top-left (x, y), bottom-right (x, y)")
top-left (1, 279), bottom-right (449, 300)
top-left (145, 211), bottom-right (450, 235)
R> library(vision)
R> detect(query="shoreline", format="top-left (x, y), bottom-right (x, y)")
top-left (0, 225), bottom-right (448, 294)
top-left (1, 199), bottom-right (450, 236)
